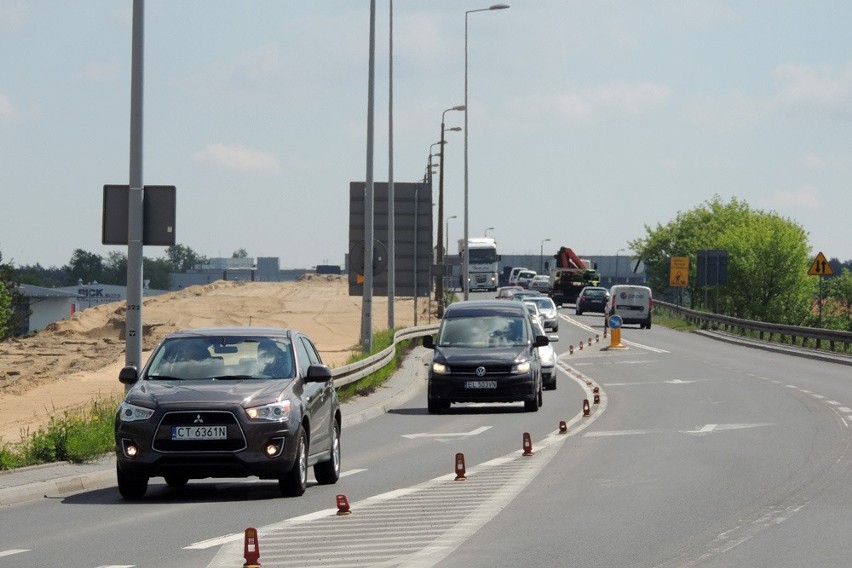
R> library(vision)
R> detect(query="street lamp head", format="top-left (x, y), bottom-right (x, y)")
top-left (448, 215), bottom-right (458, 220)
top-left (452, 105), bottom-right (467, 111)
top-left (489, 4), bottom-right (510, 10)
top-left (446, 127), bottom-right (462, 132)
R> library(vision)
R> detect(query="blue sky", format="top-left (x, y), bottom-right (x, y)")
top-left (2, 1), bottom-right (850, 270)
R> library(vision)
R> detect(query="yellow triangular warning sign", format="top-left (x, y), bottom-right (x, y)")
top-left (807, 252), bottom-right (834, 276)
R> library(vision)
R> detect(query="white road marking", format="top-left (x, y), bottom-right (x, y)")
top-left (401, 426), bottom-right (492, 439)
top-left (683, 423), bottom-right (774, 435)
top-left (585, 430), bottom-right (654, 437)
top-left (0, 550), bottom-right (29, 558)
top-left (839, 407), bottom-right (852, 413)
top-left (605, 378), bottom-right (705, 386)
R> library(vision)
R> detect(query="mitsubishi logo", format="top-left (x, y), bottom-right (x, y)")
top-left (194, 414), bottom-right (204, 424)
top-left (475, 366), bottom-right (487, 377)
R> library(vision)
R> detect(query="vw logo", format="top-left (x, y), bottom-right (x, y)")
top-left (475, 366), bottom-right (487, 377)
top-left (194, 414), bottom-right (204, 424)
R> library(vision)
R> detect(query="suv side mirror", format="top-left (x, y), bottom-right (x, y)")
top-left (305, 364), bottom-right (333, 382)
top-left (118, 365), bottom-right (139, 385)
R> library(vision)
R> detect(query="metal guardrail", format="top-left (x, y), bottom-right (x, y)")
top-left (655, 300), bottom-right (852, 353)
top-left (331, 324), bottom-right (440, 388)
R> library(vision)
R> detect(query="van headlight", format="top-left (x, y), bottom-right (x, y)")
top-left (512, 361), bottom-right (531, 374)
top-left (431, 361), bottom-right (449, 375)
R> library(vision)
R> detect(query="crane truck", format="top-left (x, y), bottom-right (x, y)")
top-left (548, 246), bottom-right (600, 306)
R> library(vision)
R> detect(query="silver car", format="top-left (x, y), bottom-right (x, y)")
top-left (527, 296), bottom-right (559, 331)
top-left (532, 319), bottom-right (558, 390)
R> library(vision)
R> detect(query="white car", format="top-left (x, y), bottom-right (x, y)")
top-left (532, 319), bottom-right (558, 390)
top-left (529, 275), bottom-right (551, 293)
top-left (507, 267), bottom-right (530, 286)
top-left (516, 270), bottom-right (537, 288)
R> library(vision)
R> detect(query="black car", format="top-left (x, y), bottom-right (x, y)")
top-left (575, 286), bottom-right (610, 315)
top-left (423, 300), bottom-right (549, 413)
top-left (114, 327), bottom-right (341, 499)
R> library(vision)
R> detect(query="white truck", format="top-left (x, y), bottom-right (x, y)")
top-left (458, 237), bottom-right (500, 292)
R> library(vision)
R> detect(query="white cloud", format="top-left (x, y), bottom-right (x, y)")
top-left (801, 153), bottom-right (827, 168)
top-left (767, 185), bottom-right (822, 210)
top-left (774, 63), bottom-right (852, 117)
top-left (76, 61), bottom-right (121, 82)
top-left (0, 93), bottom-right (20, 120)
top-left (520, 81), bottom-right (672, 123)
top-left (194, 144), bottom-right (281, 174)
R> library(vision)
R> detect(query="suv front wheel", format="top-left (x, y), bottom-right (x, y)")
top-left (279, 427), bottom-right (307, 497)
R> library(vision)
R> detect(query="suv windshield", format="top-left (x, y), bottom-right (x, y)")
top-left (146, 336), bottom-right (295, 380)
top-left (438, 315), bottom-right (529, 348)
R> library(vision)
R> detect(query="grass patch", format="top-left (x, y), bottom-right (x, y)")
top-left (335, 328), bottom-right (416, 403)
top-left (652, 307), bottom-right (701, 332)
top-left (0, 395), bottom-right (121, 471)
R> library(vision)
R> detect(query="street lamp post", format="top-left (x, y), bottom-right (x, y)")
top-left (484, 226), bottom-right (494, 238)
top-left (464, 3), bottom-right (510, 300)
top-left (445, 214), bottom-right (457, 296)
top-left (436, 107), bottom-right (464, 315)
top-left (540, 238), bottom-right (551, 273)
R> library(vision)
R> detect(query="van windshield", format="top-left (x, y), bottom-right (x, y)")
top-left (438, 315), bottom-right (529, 348)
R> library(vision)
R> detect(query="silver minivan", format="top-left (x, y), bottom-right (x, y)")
top-left (605, 285), bottom-right (653, 329)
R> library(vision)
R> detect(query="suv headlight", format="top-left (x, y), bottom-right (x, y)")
top-left (246, 400), bottom-right (291, 422)
top-left (512, 361), bottom-right (531, 374)
top-left (118, 402), bottom-right (155, 422)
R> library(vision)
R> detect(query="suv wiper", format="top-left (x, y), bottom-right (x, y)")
top-left (147, 375), bottom-right (184, 381)
top-left (211, 375), bottom-right (256, 380)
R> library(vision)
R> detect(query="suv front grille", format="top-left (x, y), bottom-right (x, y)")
top-left (152, 410), bottom-right (247, 453)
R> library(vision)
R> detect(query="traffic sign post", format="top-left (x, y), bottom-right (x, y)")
top-left (669, 256), bottom-right (689, 287)
top-left (607, 315), bottom-right (625, 349)
top-left (808, 251), bottom-right (834, 328)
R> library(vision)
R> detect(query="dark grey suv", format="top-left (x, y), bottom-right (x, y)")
top-left (423, 300), bottom-right (549, 413)
top-left (114, 327), bottom-right (341, 499)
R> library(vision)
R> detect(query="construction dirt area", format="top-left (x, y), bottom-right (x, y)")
top-left (0, 275), bottom-right (430, 445)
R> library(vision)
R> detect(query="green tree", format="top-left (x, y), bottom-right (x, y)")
top-left (821, 268), bottom-right (852, 331)
top-left (630, 196), bottom-right (814, 324)
top-left (165, 244), bottom-right (206, 273)
top-left (0, 280), bottom-right (11, 339)
top-left (142, 257), bottom-right (173, 290)
top-left (65, 249), bottom-right (106, 286)
top-left (0, 253), bottom-right (29, 339)
top-left (103, 251), bottom-right (128, 285)
top-left (15, 263), bottom-right (65, 288)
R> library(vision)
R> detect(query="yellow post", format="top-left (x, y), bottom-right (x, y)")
top-left (607, 315), bottom-right (626, 349)
top-left (610, 327), bottom-right (622, 348)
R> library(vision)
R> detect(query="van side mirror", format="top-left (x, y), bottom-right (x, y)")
top-left (423, 335), bottom-right (435, 349)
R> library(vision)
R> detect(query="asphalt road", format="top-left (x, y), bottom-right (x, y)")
top-left (1, 301), bottom-right (850, 568)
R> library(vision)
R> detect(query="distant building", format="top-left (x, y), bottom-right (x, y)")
top-left (17, 284), bottom-right (83, 333)
top-left (18, 281), bottom-right (167, 334)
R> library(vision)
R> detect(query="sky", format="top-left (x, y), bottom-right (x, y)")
top-left (1, 1), bottom-right (851, 271)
